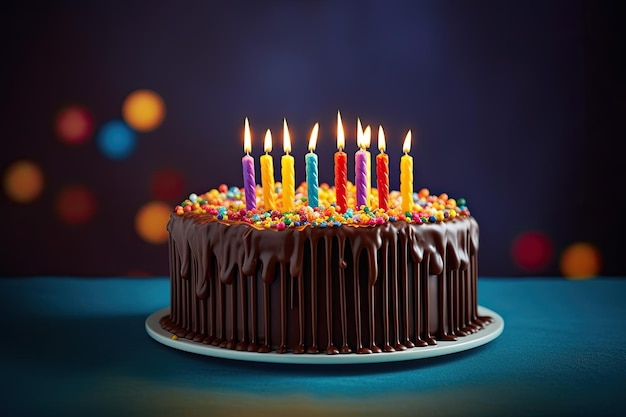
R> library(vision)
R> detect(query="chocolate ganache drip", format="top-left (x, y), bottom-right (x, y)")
top-left (159, 214), bottom-right (491, 354)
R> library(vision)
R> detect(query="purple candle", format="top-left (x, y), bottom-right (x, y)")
top-left (355, 148), bottom-right (368, 208)
top-left (242, 118), bottom-right (256, 211)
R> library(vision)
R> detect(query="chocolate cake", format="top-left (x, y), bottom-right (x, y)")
top-left (159, 184), bottom-right (493, 355)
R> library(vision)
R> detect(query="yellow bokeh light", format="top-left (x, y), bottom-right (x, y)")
top-left (560, 242), bottom-right (601, 280)
top-left (3, 160), bottom-right (44, 203)
top-left (135, 201), bottom-right (171, 244)
top-left (122, 89), bottom-right (166, 132)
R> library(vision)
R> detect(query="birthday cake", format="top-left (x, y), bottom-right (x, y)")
top-left (159, 117), bottom-right (492, 355)
top-left (160, 184), bottom-right (493, 354)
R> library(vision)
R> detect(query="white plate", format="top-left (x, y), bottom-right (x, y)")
top-left (145, 306), bottom-right (503, 364)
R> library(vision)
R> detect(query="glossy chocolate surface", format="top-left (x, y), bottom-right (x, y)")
top-left (160, 214), bottom-right (492, 354)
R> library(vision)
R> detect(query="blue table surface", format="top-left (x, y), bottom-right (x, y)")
top-left (1, 277), bottom-right (625, 417)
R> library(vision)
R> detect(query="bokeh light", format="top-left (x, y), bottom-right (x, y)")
top-left (55, 105), bottom-right (94, 145)
top-left (135, 201), bottom-right (171, 244)
top-left (150, 168), bottom-right (186, 202)
top-left (560, 242), bottom-right (602, 280)
top-left (512, 230), bottom-right (554, 271)
top-left (97, 120), bottom-right (136, 160)
top-left (122, 89), bottom-right (166, 132)
top-left (56, 185), bottom-right (97, 225)
top-left (3, 160), bottom-right (44, 203)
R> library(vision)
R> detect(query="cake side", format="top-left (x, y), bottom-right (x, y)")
top-left (160, 206), bottom-right (493, 354)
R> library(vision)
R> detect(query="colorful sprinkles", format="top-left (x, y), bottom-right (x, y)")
top-left (174, 182), bottom-right (470, 229)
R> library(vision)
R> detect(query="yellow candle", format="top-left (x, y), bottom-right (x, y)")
top-left (281, 119), bottom-right (295, 212)
top-left (400, 130), bottom-right (413, 213)
top-left (260, 129), bottom-right (276, 211)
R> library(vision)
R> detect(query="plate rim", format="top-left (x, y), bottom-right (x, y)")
top-left (145, 305), bottom-right (504, 365)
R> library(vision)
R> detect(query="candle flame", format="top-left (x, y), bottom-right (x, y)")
top-left (283, 118), bottom-right (291, 154)
top-left (337, 111), bottom-right (345, 150)
top-left (403, 130), bottom-right (412, 154)
top-left (264, 129), bottom-right (272, 153)
top-left (363, 125), bottom-right (371, 148)
top-left (378, 125), bottom-right (386, 152)
top-left (244, 117), bottom-right (252, 154)
top-left (357, 118), bottom-right (363, 148)
top-left (308, 122), bottom-right (319, 152)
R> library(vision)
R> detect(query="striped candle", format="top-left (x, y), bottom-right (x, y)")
top-left (363, 124), bottom-right (372, 205)
top-left (400, 130), bottom-right (413, 212)
top-left (334, 111), bottom-right (347, 213)
top-left (242, 118), bottom-right (256, 211)
top-left (260, 129), bottom-right (276, 211)
top-left (305, 122), bottom-right (320, 208)
top-left (355, 119), bottom-right (368, 208)
top-left (281, 119), bottom-right (295, 212)
top-left (376, 125), bottom-right (389, 211)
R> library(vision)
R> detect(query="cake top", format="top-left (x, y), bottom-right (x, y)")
top-left (173, 182), bottom-right (470, 230)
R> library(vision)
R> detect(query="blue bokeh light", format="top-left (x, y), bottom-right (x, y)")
top-left (97, 120), bottom-right (136, 160)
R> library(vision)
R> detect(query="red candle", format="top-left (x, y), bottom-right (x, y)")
top-left (376, 125), bottom-right (389, 211)
top-left (334, 111), bottom-right (347, 213)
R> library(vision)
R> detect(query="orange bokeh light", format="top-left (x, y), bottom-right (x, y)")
top-left (4, 160), bottom-right (44, 203)
top-left (135, 201), bottom-right (171, 244)
top-left (560, 242), bottom-right (601, 280)
top-left (122, 89), bottom-right (166, 132)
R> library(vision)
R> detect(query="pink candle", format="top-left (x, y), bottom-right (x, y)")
top-left (242, 118), bottom-right (256, 211)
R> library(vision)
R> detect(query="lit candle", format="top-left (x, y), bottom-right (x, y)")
top-left (242, 117), bottom-right (256, 211)
top-left (400, 130), bottom-right (413, 213)
top-left (305, 122), bottom-right (320, 208)
top-left (363, 124), bottom-right (372, 205)
top-left (355, 119), bottom-right (368, 209)
top-left (376, 125), bottom-right (389, 211)
top-left (334, 111), bottom-right (347, 213)
top-left (260, 129), bottom-right (276, 211)
top-left (281, 119), bottom-right (295, 212)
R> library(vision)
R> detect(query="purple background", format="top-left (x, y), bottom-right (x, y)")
top-left (1, 0), bottom-right (624, 277)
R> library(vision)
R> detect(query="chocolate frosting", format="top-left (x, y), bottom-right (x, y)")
top-left (160, 214), bottom-right (492, 354)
